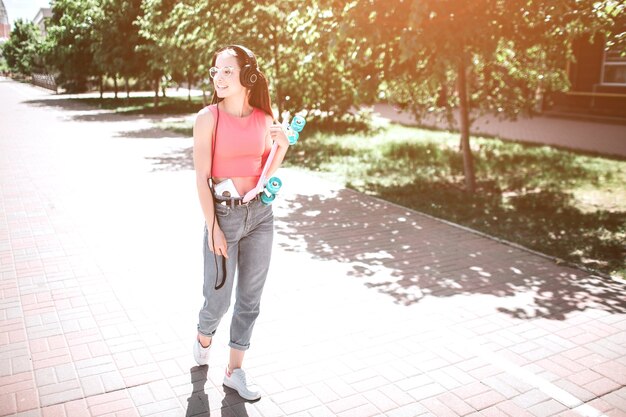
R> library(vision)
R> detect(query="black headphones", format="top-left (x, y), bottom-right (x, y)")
top-left (227, 44), bottom-right (259, 88)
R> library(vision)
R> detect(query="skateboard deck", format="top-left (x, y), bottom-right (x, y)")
top-left (242, 142), bottom-right (278, 203)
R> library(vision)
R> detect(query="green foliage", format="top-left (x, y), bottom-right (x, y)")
top-left (138, 0), bottom-right (366, 119)
top-left (135, 0), bottom-right (177, 82)
top-left (338, 0), bottom-right (619, 118)
top-left (44, 0), bottom-right (102, 92)
top-left (241, 3), bottom-right (365, 119)
top-left (602, 1), bottom-right (625, 58)
top-left (92, 0), bottom-right (146, 92)
top-left (0, 55), bottom-right (8, 73)
top-left (1, 19), bottom-right (42, 75)
top-left (30, 0), bottom-right (621, 131)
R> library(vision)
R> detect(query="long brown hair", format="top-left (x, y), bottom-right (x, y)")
top-left (210, 46), bottom-right (274, 119)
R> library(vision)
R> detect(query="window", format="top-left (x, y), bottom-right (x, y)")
top-left (602, 46), bottom-right (626, 85)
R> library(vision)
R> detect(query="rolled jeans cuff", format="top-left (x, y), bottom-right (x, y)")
top-left (197, 325), bottom-right (216, 338)
top-left (228, 341), bottom-right (250, 351)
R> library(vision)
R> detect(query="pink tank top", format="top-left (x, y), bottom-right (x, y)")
top-left (208, 104), bottom-right (270, 177)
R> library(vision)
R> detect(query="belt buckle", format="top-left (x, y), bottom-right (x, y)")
top-left (219, 198), bottom-right (243, 208)
top-left (219, 194), bottom-right (258, 208)
top-left (216, 198), bottom-right (231, 208)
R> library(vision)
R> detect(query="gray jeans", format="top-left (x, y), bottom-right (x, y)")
top-left (198, 198), bottom-right (274, 351)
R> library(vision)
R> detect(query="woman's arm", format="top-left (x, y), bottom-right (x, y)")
top-left (193, 108), bottom-right (228, 257)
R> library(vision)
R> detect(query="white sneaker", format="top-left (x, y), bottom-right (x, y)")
top-left (193, 339), bottom-right (210, 366)
top-left (223, 368), bottom-right (261, 401)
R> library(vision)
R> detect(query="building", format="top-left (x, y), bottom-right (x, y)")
top-left (33, 8), bottom-right (52, 37)
top-left (545, 32), bottom-right (626, 119)
top-left (0, 0), bottom-right (10, 41)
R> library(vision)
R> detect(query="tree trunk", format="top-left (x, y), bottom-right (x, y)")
top-left (534, 85), bottom-right (544, 114)
top-left (125, 76), bottom-right (130, 98)
top-left (99, 75), bottom-right (103, 99)
top-left (154, 76), bottom-right (160, 107)
top-left (457, 56), bottom-right (476, 193)
top-left (113, 76), bottom-right (118, 99)
top-left (187, 73), bottom-right (192, 102)
top-left (202, 88), bottom-right (207, 107)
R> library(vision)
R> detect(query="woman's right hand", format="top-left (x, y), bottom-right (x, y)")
top-left (208, 224), bottom-right (229, 258)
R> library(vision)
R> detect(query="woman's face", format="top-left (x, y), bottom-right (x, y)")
top-left (213, 51), bottom-right (246, 99)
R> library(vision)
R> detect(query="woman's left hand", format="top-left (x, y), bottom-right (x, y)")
top-left (269, 123), bottom-right (290, 148)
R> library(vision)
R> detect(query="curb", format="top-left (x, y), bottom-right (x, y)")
top-left (339, 185), bottom-right (624, 284)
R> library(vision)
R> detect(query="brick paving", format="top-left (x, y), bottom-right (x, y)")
top-left (1, 78), bottom-right (625, 417)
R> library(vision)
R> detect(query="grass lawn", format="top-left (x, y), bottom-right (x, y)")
top-left (73, 97), bottom-right (626, 279)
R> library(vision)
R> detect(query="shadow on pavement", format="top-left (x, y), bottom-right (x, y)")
top-left (147, 146), bottom-right (194, 171)
top-left (23, 98), bottom-right (188, 124)
top-left (372, 183), bottom-right (626, 276)
top-left (277, 189), bottom-right (626, 320)
top-left (185, 366), bottom-right (251, 416)
top-left (116, 128), bottom-right (184, 139)
top-left (24, 97), bottom-right (96, 111)
top-left (222, 389), bottom-right (253, 415)
top-left (186, 366), bottom-right (210, 416)
top-left (68, 112), bottom-right (181, 124)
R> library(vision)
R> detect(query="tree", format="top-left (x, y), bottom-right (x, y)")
top-left (601, 1), bottom-right (626, 60)
top-left (247, 3), bottom-right (361, 119)
top-left (338, 0), bottom-right (621, 193)
top-left (159, 0), bottom-right (221, 103)
top-left (0, 54), bottom-right (8, 74)
top-left (44, 0), bottom-right (101, 92)
top-left (236, 2), bottom-right (374, 123)
top-left (93, 0), bottom-right (145, 98)
top-left (210, 0), bottom-right (363, 120)
top-left (2, 19), bottom-right (41, 75)
top-left (136, 0), bottom-right (179, 106)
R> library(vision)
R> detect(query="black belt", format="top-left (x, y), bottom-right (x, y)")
top-left (214, 194), bottom-right (260, 208)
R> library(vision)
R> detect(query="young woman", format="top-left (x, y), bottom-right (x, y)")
top-left (192, 45), bottom-right (289, 400)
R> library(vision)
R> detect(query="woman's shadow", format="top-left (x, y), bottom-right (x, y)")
top-left (186, 366), bottom-right (210, 416)
top-left (185, 366), bottom-right (250, 417)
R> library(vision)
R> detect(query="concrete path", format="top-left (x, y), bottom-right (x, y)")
top-left (1, 78), bottom-right (625, 417)
top-left (372, 104), bottom-right (626, 158)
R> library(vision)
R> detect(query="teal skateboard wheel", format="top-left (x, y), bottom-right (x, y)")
top-left (291, 115), bottom-right (306, 132)
top-left (266, 177), bottom-right (282, 194)
top-left (287, 130), bottom-right (299, 145)
top-left (285, 115), bottom-right (306, 145)
top-left (261, 191), bottom-right (276, 205)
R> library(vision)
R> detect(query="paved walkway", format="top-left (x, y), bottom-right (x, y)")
top-left (1, 78), bottom-right (625, 417)
top-left (372, 104), bottom-right (626, 158)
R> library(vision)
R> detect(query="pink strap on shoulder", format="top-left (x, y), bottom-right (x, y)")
top-left (242, 143), bottom-right (278, 203)
top-left (208, 105), bottom-right (218, 178)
